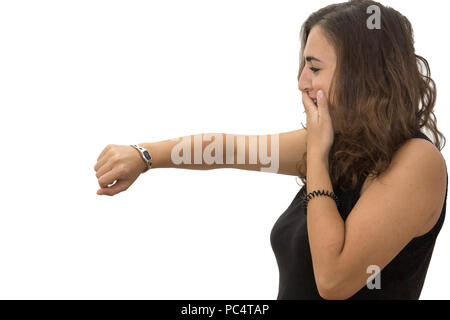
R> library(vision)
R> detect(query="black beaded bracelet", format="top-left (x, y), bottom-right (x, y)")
top-left (301, 189), bottom-right (339, 211)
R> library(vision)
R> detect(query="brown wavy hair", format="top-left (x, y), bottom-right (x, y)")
top-left (296, 0), bottom-right (446, 192)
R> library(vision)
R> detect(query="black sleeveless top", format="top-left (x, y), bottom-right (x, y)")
top-left (270, 131), bottom-right (447, 299)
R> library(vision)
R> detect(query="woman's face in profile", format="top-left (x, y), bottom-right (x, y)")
top-left (298, 25), bottom-right (337, 105)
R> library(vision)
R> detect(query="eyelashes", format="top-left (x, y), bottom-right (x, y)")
top-left (310, 67), bottom-right (320, 74)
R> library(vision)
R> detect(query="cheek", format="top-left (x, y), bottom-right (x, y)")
top-left (312, 78), bottom-right (327, 93)
top-left (316, 75), bottom-right (333, 96)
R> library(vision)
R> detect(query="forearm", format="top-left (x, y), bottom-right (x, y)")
top-left (306, 153), bottom-right (345, 289)
top-left (139, 133), bottom-right (279, 172)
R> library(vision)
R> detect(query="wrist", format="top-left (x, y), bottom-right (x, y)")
top-left (138, 142), bottom-right (160, 169)
top-left (307, 150), bottom-right (329, 166)
top-left (131, 144), bottom-right (152, 173)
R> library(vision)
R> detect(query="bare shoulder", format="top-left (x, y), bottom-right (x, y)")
top-left (404, 138), bottom-right (447, 236)
top-left (401, 137), bottom-right (447, 191)
top-left (364, 137), bottom-right (447, 238)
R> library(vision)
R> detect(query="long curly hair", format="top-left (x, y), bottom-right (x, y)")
top-left (296, 0), bottom-right (446, 192)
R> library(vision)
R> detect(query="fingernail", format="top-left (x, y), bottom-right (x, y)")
top-left (317, 90), bottom-right (324, 99)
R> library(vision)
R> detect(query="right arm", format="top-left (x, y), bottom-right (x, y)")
top-left (139, 129), bottom-right (307, 176)
top-left (94, 129), bottom-right (307, 195)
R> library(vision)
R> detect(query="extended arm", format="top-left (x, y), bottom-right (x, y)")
top-left (139, 129), bottom-right (307, 176)
top-left (94, 129), bottom-right (307, 196)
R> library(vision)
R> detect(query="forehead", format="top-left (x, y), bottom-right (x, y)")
top-left (304, 26), bottom-right (336, 64)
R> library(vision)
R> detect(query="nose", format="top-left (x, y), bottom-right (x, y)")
top-left (298, 67), bottom-right (312, 93)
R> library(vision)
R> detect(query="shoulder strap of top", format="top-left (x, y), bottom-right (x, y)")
top-left (412, 130), bottom-right (433, 144)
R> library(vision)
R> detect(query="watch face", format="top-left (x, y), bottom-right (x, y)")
top-left (143, 151), bottom-right (152, 161)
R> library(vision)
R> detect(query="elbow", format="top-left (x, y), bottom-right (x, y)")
top-left (316, 273), bottom-right (351, 300)
top-left (317, 279), bottom-right (341, 300)
top-left (317, 286), bottom-right (346, 300)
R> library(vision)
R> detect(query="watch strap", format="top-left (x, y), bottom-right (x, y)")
top-left (130, 144), bottom-right (152, 172)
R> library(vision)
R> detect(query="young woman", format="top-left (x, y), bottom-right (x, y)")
top-left (93, 0), bottom-right (447, 300)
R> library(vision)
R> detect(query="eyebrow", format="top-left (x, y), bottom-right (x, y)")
top-left (305, 56), bottom-right (322, 63)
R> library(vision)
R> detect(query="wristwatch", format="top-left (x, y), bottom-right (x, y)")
top-left (130, 144), bottom-right (152, 173)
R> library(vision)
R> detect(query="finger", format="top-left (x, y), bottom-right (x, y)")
top-left (302, 91), bottom-right (318, 119)
top-left (95, 152), bottom-right (115, 171)
top-left (95, 154), bottom-right (109, 171)
top-left (98, 167), bottom-right (123, 189)
top-left (95, 158), bottom-right (114, 179)
top-left (97, 179), bottom-right (129, 196)
top-left (316, 90), bottom-right (330, 118)
top-left (94, 158), bottom-right (108, 171)
top-left (97, 144), bottom-right (112, 162)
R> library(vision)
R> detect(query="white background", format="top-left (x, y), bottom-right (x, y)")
top-left (0, 0), bottom-right (448, 299)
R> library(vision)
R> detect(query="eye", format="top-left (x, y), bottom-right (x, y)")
top-left (310, 67), bottom-right (320, 74)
